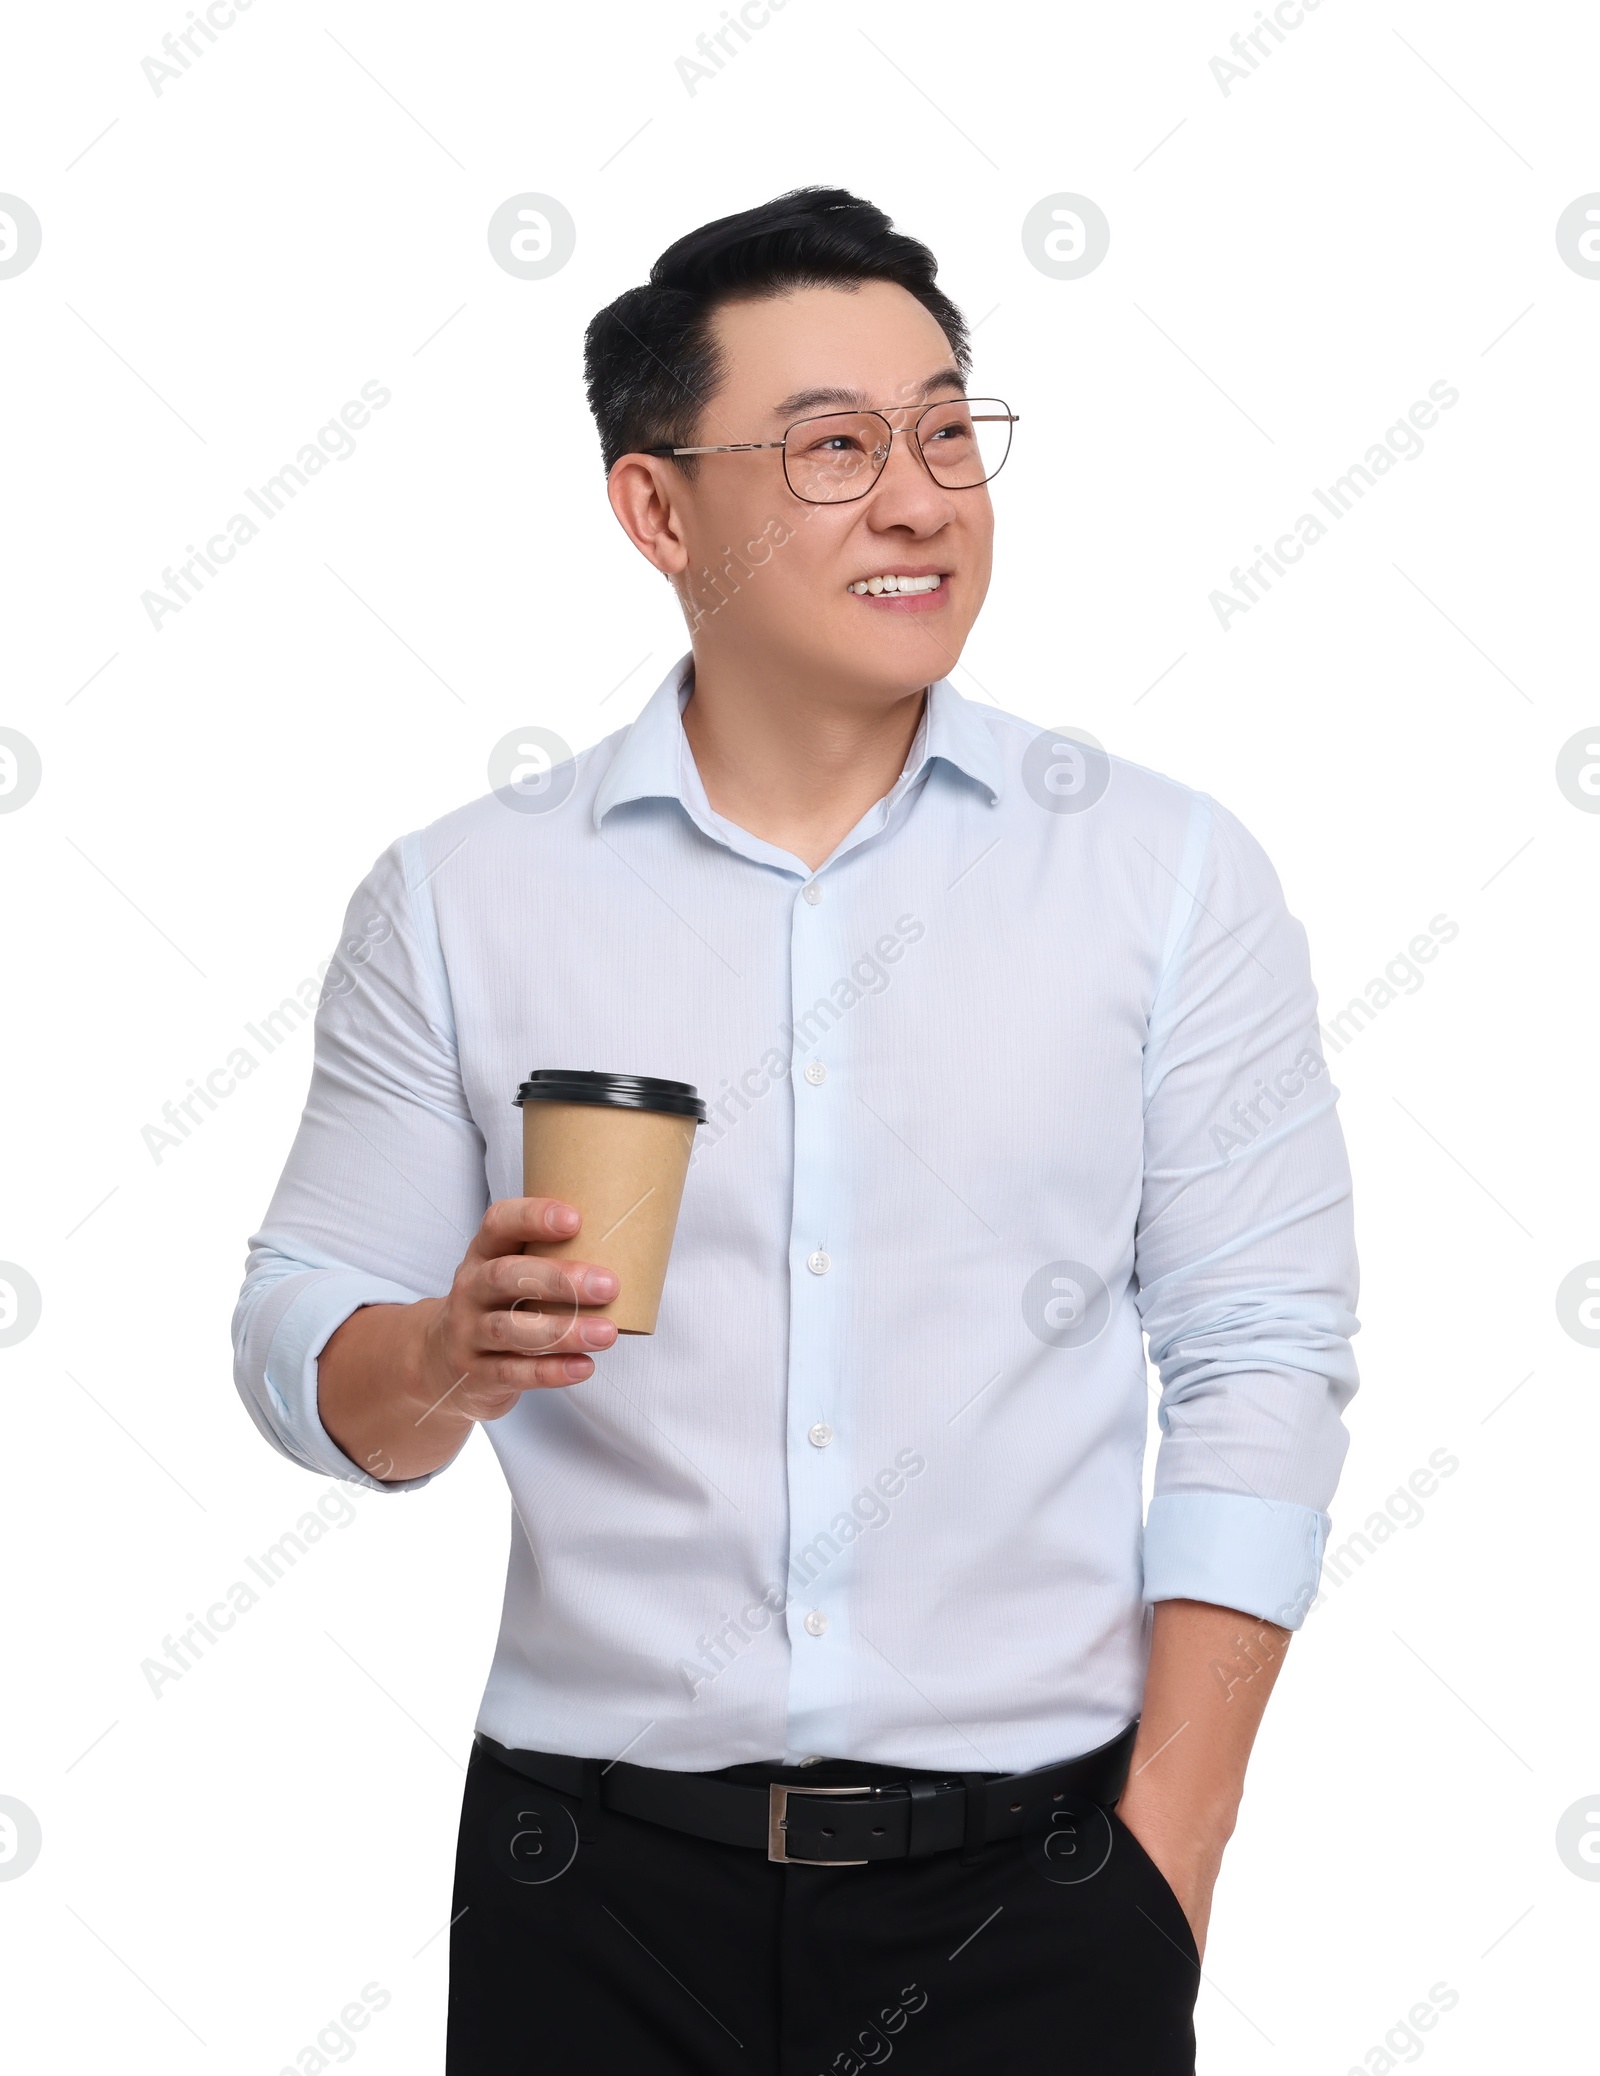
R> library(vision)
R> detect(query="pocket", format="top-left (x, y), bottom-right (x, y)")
top-left (1109, 1811), bottom-right (1201, 1967)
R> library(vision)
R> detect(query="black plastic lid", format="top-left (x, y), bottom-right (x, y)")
top-left (513, 1068), bottom-right (707, 1122)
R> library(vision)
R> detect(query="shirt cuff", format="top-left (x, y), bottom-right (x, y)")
top-left (261, 1271), bottom-right (442, 1493)
top-left (1142, 1492), bottom-right (1328, 1631)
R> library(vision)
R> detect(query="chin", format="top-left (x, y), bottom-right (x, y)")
top-left (804, 631), bottom-right (932, 697)
top-left (862, 623), bottom-right (970, 690)
top-left (753, 611), bottom-right (960, 701)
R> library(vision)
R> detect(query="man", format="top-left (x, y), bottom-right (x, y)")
top-left (233, 187), bottom-right (1358, 2072)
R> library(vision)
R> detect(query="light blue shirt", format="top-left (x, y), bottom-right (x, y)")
top-left (233, 656), bottom-right (1359, 1773)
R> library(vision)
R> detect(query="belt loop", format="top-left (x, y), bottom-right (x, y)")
top-left (959, 1774), bottom-right (988, 1865)
top-left (578, 1757), bottom-right (602, 1842)
top-left (906, 1779), bottom-right (943, 1858)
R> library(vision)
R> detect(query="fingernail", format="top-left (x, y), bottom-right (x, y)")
top-left (580, 1320), bottom-right (616, 1348)
top-left (583, 1269), bottom-right (617, 1299)
top-left (562, 1357), bottom-right (592, 1381)
top-left (548, 1205), bottom-right (579, 1234)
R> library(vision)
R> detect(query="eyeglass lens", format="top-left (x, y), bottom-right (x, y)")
top-left (782, 399), bottom-right (1013, 504)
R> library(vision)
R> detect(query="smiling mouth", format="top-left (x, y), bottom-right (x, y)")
top-left (847, 573), bottom-right (944, 595)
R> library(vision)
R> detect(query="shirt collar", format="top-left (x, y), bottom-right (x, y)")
top-left (592, 653), bottom-right (1003, 829)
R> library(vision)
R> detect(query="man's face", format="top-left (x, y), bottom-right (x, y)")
top-left (659, 280), bottom-right (995, 701)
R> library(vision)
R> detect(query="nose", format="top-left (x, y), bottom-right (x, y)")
top-left (867, 423), bottom-right (956, 516)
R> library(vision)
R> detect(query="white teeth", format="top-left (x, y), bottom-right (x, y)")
top-left (848, 574), bottom-right (943, 595)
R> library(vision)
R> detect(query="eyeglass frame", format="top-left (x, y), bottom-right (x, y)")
top-left (641, 395), bottom-right (1019, 506)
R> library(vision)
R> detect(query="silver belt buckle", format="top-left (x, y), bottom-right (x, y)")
top-left (768, 1782), bottom-right (877, 1865)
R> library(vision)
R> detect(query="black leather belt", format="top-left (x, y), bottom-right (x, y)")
top-left (476, 1719), bottom-right (1137, 1866)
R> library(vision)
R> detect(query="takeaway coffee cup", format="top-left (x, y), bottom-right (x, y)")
top-left (514, 1069), bottom-right (707, 1335)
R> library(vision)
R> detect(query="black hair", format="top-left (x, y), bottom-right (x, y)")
top-left (582, 186), bottom-right (970, 475)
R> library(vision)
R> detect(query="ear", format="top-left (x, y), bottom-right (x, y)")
top-left (607, 455), bottom-right (692, 577)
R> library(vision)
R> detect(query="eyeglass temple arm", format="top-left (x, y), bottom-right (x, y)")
top-left (649, 440), bottom-right (786, 456)
top-left (646, 409), bottom-right (1018, 459)
top-left (655, 416), bottom-right (1017, 457)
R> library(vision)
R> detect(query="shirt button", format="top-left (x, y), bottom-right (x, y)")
top-left (802, 882), bottom-right (823, 906)
top-left (807, 1422), bottom-right (834, 1448)
top-left (806, 1249), bottom-right (831, 1275)
top-left (803, 1610), bottom-right (828, 1637)
top-left (803, 1061), bottom-right (827, 1085)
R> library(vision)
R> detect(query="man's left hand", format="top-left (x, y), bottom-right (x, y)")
top-left (1115, 1599), bottom-right (1295, 1964)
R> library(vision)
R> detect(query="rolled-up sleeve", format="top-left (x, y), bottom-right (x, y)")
top-left (231, 831), bottom-right (488, 1490)
top-left (1135, 793), bottom-right (1360, 1629)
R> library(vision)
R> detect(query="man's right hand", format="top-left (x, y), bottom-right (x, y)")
top-left (420, 1195), bottom-right (620, 1418)
top-left (318, 1196), bottom-right (620, 1483)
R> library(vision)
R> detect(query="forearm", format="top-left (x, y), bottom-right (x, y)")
top-left (1117, 1598), bottom-right (1290, 1953)
top-left (318, 1298), bottom-right (474, 1483)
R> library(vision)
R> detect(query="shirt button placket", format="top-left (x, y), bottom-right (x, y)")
top-left (784, 869), bottom-right (848, 1756)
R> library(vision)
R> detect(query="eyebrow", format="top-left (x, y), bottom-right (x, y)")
top-left (769, 364), bottom-right (968, 420)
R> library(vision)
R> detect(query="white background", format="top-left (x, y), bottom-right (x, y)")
top-left (3, 1), bottom-right (1596, 2068)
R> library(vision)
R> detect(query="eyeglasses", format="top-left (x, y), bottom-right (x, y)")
top-left (645, 396), bottom-right (1018, 506)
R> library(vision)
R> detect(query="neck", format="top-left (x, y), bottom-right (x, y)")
top-left (680, 649), bottom-right (928, 872)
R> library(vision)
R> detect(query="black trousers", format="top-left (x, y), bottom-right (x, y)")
top-left (447, 1739), bottom-right (1200, 2073)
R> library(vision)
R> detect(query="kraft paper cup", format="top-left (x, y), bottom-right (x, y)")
top-left (514, 1070), bottom-right (707, 1336)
